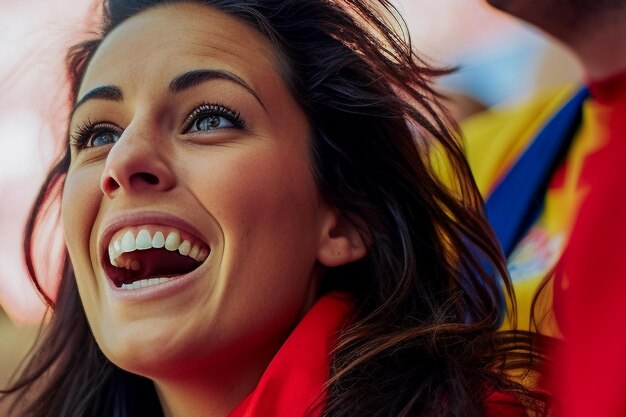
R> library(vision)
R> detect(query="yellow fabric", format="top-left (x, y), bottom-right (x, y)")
top-left (462, 86), bottom-right (576, 197)
top-left (461, 87), bottom-right (609, 335)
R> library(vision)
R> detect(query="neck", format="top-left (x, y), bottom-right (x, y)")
top-left (490, 2), bottom-right (626, 81)
top-left (524, 7), bottom-right (626, 81)
top-left (151, 338), bottom-right (282, 417)
top-left (154, 375), bottom-right (250, 417)
top-left (563, 9), bottom-right (626, 81)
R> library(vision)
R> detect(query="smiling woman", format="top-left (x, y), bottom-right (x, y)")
top-left (1, 1), bottom-right (547, 417)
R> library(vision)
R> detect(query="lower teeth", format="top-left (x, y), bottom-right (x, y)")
top-left (120, 277), bottom-right (173, 290)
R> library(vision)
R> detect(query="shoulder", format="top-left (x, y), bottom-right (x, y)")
top-left (461, 86), bottom-right (577, 197)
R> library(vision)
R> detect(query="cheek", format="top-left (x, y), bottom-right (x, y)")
top-left (61, 166), bottom-right (104, 298)
top-left (194, 146), bottom-right (318, 239)
top-left (184, 143), bottom-right (322, 293)
top-left (190, 148), bottom-right (322, 346)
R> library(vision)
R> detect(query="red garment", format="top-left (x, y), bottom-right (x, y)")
top-left (554, 71), bottom-right (626, 416)
top-left (227, 293), bottom-right (352, 417)
top-left (485, 392), bottom-right (528, 417)
top-left (227, 292), bottom-right (527, 417)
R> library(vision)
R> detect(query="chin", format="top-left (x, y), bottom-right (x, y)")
top-left (98, 326), bottom-right (204, 378)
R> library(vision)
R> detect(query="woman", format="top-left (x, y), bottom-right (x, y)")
top-left (1, 0), bottom-right (546, 416)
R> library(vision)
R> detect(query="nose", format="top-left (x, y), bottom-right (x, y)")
top-left (100, 126), bottom-right (175, 198)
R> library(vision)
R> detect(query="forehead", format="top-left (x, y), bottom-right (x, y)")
top-left (79, 3), bottom-right (281, 99)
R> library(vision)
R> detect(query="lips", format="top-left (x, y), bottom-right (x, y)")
top-left (99, 213), bottom-right (211, 290)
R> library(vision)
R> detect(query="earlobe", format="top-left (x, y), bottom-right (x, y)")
top-left (317, 208), bottom-right (368, 267)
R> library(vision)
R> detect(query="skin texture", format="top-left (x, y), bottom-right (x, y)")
top-left (485, 0), bottom-right (626, 79)
top-left (61, 3), bottom-right (366, 417)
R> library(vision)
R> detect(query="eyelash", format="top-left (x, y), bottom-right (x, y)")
top-left (69, 119), bottom-right (120, 149)
top-left (183, 103), bottom-right (245, 132)
top-left (69, 103), bottom-right (246, 149)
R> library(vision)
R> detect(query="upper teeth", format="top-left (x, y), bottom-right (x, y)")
top-left (108, 227), bottom-right (209, 268)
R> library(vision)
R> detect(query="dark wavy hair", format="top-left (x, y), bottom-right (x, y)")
top-left (2, 1), bottom-right (548, 416)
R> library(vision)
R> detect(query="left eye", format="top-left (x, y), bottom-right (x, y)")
top-left (183, 103), bottom-right (244, 134)
top-left (90, 130), bottom-right (121, 147)
top-left (188, 114), bottom-right (234, 132)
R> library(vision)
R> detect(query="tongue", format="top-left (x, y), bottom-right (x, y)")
top-left (123, 249), bottom-right (200, 283)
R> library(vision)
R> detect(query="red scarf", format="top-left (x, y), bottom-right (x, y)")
top-left (226, 292), bottom-right (525, 417)
top-left (555, 71), bottom-right (626, 416)
top-left (227, 293), bottom-right (352, 417)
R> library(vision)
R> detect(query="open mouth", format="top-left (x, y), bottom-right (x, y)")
top-left (103, 225), bottom-right (210, 290)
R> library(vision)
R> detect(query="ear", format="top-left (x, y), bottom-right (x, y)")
top-left (317, 207), bottom-right (368, 267)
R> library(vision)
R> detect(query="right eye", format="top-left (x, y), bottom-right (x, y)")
top-left (70, 121), bottom-right (122, 149)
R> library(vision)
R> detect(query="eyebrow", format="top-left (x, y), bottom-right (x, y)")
top-left (169, 69), bottom-right (266, 111)
top-left (72, 69), bottom-right (266, 117)
top-left (72, 85), bottom-right (124, 115)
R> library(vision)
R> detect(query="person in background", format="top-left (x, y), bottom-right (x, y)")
top-left (462, 1), bottom-right (626, 415)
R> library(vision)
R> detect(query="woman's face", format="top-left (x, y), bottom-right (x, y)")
top-left (62, 3), bottom-right (343, 378)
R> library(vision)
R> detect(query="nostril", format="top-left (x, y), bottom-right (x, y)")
top-left (102, 172), bottom-right (161, 196)
top-left (136, 172), bottom-right (159, 185)
top-left (102, 177), bottom-right (121, 194)
top-left (128, 172), bottom-right (160, 188)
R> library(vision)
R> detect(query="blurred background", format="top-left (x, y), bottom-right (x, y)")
top-left (0, 0), bottom-right (581, 392)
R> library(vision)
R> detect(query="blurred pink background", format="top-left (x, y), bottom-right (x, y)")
top-left (0, 0), bottom-right (580, 325)
top-left (0, 0), bottom-right (96, 324)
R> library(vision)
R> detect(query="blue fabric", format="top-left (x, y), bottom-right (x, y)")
top-left (485, 88), bottom-right (589, 257)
